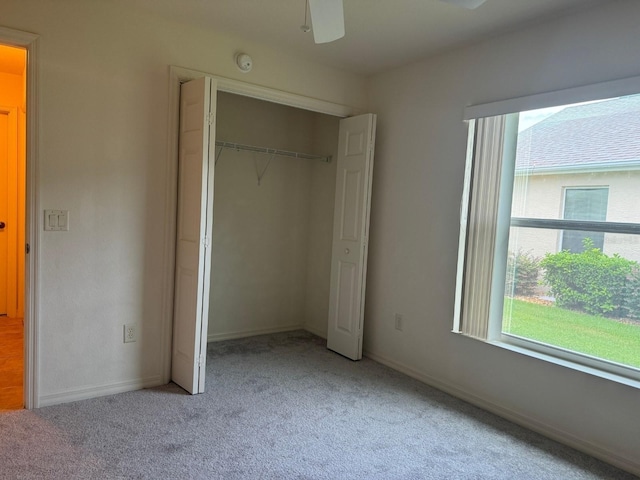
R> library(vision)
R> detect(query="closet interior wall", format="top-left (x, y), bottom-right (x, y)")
top-left (208, 92), bottom-right (340, 341)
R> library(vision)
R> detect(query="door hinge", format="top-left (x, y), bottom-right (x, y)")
top-left (207, 112), bottom-right (215, 126)
top-left (198, 355), bottom-right (205, 368)
top-left (202, 236), bottom-right (210, 248)
top-left (25, 243), bottom-right (30, 254)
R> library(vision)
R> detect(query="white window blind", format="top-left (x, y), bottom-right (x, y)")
top-left (455, 115), bottom-right (518, 340)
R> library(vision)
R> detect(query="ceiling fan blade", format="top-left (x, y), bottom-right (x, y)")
top-left (440, 0), bottom-right (488, 9)
top-left (308, 0), bottom-right (345, 44)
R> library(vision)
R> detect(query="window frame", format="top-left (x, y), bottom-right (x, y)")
top-left (456, 76), bottom-right (640, 388)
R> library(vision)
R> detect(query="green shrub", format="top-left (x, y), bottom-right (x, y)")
top-left (505, 250), bottom-right (541, 297)
top-left (540, 239), bottom-right (636, 317)
top-left (620, 266), bottom-right (640, 320)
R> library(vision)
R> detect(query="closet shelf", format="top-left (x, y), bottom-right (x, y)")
top-left (215, 141), bottom-right (332, 163)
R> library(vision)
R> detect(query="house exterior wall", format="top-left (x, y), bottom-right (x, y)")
top-left (511, 170), bottom-right (640, 262)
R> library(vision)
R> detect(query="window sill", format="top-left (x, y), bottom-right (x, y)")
top-left (486, 337), bottom-right (640, 390)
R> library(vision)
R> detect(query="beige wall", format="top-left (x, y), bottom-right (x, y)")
top-left (209, 92), bottom-right (338, 340)
top-left (367, 0), bottom-right (640, 473)
top-left (0, 0), bottom-right (366, 406)
top-left (512, 170), bottom-right (640, 262)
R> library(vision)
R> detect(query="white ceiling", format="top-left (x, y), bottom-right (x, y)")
top-left (133, 0), bottom-right (604, 75)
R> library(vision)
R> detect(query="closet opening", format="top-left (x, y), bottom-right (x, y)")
top-left (167, 69), bottom-right (376, 394)
top-left (208, 92), bottom-right (340, 342)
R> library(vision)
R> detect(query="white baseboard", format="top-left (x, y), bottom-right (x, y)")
top-left (302, 323), bottom-right (327, 339)
top-left (38, 375), bottom-right (163, 408)
top-left (207, 324), bottom-right (303, 342)
top-left (364, 350), bottom-right (640, 477)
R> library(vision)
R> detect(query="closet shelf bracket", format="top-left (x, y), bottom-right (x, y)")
top-left (215, 145), bottom-right (224, 166)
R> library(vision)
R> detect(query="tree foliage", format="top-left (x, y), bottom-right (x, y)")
top-left (505, 250), bottom-right (541, 297)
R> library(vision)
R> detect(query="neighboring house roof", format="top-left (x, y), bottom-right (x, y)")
top-left (515, 94), bottom-right (640, 173)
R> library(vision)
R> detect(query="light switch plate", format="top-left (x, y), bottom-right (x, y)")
top-left (44, 209), bottom-right (69, 231)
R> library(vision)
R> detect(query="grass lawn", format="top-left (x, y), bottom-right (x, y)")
top-left (502, 298), bottom-right (640, 369)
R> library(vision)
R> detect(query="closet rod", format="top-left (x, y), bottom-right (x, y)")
top-left (215, 141), bottom-right (332, 163)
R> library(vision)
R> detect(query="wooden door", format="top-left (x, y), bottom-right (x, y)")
top-left (0, 110), bottom-right (8, 315)
top-left (0, 107), bottom-right (18, 317)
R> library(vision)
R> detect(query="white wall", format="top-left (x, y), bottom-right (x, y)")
top-left (209, 93), bottom-right (338, 340)
top-left (0, 0), bottom-right (365, 406)
top-left (366, 0), bottom-right (640, 474)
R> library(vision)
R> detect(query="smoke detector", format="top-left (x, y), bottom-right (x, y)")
top-left (235, 53), bottom-right (253, 73)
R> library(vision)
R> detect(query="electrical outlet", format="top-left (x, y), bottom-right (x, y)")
top-left (123, 324), bottom-right (137, 343)
top-left (394, 313), bottom-right (403, 331)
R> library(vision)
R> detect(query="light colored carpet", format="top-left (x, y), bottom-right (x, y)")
top-left (0, 330), bottom-right (635, 479)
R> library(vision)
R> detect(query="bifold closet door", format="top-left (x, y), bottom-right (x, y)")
top-left (327, 113), bottom-right (377, 361)
top-left (172, 76), bottom-right (216, 394)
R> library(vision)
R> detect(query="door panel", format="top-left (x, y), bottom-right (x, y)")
top-left (327, 114), bottom-right (376, 360)
top-left (336, 260), bottom-right (357, 332)
top-left (340, 170), bottom-right (361, 241)
top-left (0, 107), bottom-right (18, 317)
top-left (171, 77), bottom-right (216, 394)
top-left (0, 111), bottom-right (8, 315)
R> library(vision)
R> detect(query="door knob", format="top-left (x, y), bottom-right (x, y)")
top-left (344, 248), bottom-right (350, 254)
top-left (0, 221), bottom-right (5, 229)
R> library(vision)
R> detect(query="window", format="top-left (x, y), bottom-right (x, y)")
top-left (455, 88), bottom-right (640, 383)
top-left (561, 187), bottom-right (608, 252)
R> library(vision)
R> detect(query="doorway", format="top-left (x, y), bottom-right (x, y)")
top-left (166, 68), bottom-right (376, 393)
top-left (0, 43), bottom-right (26, 410)
top-left (208, 92), bottom-right (376, 362)
top-left (163, 68), bottom-right (350, 386)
